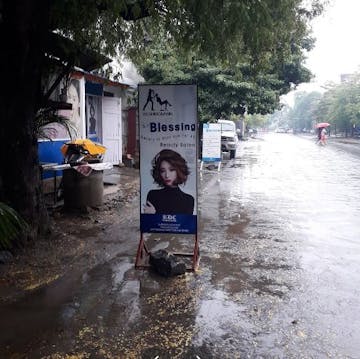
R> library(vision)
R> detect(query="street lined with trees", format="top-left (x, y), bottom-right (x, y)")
top-left (0, 0), bottom-right (325, 243)
top-left (271, 73), bottom-right (360, 134)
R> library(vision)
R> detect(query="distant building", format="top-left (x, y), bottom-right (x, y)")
top-left (340, 73), bottom-right (356, 83)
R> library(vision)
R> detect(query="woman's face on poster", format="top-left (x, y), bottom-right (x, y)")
top-left (159, 160), bottom-right (177, 187)
top-left (68, 83), bottom-right (80, 130)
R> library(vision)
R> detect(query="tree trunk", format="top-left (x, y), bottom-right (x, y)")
top-left (0, 1), bottom-right (50, 240)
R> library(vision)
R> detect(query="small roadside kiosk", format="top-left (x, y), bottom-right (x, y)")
top-left (135, 84), bottom-right (199, 271)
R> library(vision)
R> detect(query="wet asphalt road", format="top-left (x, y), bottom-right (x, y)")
top-left (1, 133), bottom-right (360, 358)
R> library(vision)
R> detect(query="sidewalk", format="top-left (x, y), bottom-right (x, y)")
top-left (103, 164), bottom-right (140, 195)
top-left (299, 133), bottom-right (360, 144)
top-left (328, 136), bottom-right (360, 144)
top-left (0, 165), bottom-right (140, 304)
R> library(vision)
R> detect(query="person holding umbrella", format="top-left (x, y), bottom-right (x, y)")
top-left (315, 122), bottom-right (330, 145)
top-left (320, 127), bottom-right (327, 145)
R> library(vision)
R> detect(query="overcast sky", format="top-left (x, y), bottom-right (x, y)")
top-left (306, 0), bottom-right (360, 84)
top-left (283, 0), bottom-right (360, 103)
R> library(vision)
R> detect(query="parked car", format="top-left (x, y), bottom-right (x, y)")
top-left (353, 127), bottom-right (360, 137)
top-left (248, 128), bottom-right (257, 138)
top-left (217, 119), bottom-right (238, 158)
top-left (275, 127), bottom-right (289, 133)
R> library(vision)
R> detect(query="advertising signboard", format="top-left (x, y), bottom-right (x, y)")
top-left (202, 123), bottom-right (221, 162)
top-left (139, 84), bottom-right (198, 234)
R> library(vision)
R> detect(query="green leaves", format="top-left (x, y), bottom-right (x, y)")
top-left (136, 38), bottom-right (311, 121)
top-left (288, 91), bottom-right (323, 131)
top-left (0, 202), bottom-right (29, 250)
top-left (318, 76), bottom-right (360, 132)
top-left (48, 0), bottom-right (324, 72)
top-left (131, 1), bottom-right (323, 121)
top-left (276, 74), bottom-right (360, 134)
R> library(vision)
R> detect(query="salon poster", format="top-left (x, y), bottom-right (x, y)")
top-left (202, 123), bottom-right (221, 162)
top-left (139, 84), bottom-right (198, 234)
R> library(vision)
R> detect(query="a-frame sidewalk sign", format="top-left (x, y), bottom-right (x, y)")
top-left (135, 84), bottom-right (199, 271)
top-left (200, 122), bottom-right (222, 172)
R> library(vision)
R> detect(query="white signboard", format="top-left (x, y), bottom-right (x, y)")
top-left (202, 123), bottom-right (221, 162)
top-left (139, 84), bottom-right (198, 234)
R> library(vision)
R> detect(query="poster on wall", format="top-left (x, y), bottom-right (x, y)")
top-left (202, 123), bottom-right (221, 162)
top-left (56, 78), bottom-right (82, 139)
top-left (41, 79), bottom-right (81, 140)
top-left (86, 95), bottom-right (102, 141)
top-left (66, 79), bottom-right (81, 136)
top-left (139, 84), bottom-right (198, 234)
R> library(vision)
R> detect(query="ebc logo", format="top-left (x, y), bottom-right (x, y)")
top-left (143, 88), bottom-right (172, 112)
top-left (162, 214), bottom-right (177, 222)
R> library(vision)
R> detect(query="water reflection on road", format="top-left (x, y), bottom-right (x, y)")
top-left (198, 133), bottom-right (360, 357)
top-left (1, 133), bottom-right (360, 358)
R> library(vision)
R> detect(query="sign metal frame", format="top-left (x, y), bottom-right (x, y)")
top-left (135, 84), bottom-right (199, 271)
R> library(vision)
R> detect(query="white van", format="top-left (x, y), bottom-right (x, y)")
top-left (217, 119), bottom-right (238, 155)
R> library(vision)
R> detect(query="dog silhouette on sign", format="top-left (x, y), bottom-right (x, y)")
top-left (155, 94), bottom-right (172, 111)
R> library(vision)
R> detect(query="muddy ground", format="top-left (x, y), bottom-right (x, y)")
top-left (1, 135), bottom-right (360, 358)
top-left (0, 168), bottom-right (140, 304)
top-left (1, 135), bottom-right (359, 305)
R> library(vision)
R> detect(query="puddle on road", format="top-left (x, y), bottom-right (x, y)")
top-left (225, 212), bottom-right (251, 236)
top-left (194, 289), bottom-right (251, 343)
top-left (2, 134), bottom-right (360, 357)
top-left (0, 256), bottom-right (138, 356)
top-left (194, 135), bottom-right (360, 357)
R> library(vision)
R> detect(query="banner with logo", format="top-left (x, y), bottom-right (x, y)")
top-left (202, 123), bottom-right (221, 162)
top-left (139, 84), bottom-right (197, 234)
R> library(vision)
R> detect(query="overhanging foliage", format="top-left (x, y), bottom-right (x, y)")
top-left (135, 35), bottom-right (312, 121)
top-left (0, 0), bottom-right (326, 241)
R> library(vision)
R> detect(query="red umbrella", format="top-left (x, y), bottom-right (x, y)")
top-left (315, 122), bottom-right (330, 128)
